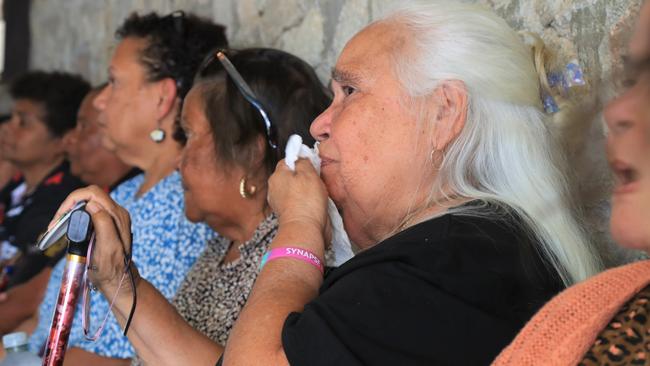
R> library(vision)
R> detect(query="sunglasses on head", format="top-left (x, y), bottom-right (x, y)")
top-left (198, 50), bottom-right (278, 150)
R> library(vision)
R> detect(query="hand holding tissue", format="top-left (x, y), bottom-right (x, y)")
top-left (283, 135), bottom-right (355, 267)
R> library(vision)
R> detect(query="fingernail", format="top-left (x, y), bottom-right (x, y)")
top-left (86, 203), bottom-right (99, 214)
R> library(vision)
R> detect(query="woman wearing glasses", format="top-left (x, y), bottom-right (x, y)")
top-left (51, 48), bottom-right (329, 365)
top-left (28, 12), bottom-right (227, 365)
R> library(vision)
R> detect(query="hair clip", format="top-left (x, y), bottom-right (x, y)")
top-left (543, 59), bottom-right (586, 114)
top-left (542, 93), bottom-right (560, 114)
top-left (168, 10), bottom-right (185, 34)
top-left (548, 60), bottom-right (586, 93)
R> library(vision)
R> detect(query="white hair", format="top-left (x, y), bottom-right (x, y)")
top-left (379, 1), bottom-right (602, 285)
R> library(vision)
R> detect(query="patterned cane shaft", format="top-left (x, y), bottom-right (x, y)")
top-left (42, 254), bottom-right (86, 366)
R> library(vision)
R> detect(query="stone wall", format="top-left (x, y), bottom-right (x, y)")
top-left (24, 0), bottom-right (646, 266)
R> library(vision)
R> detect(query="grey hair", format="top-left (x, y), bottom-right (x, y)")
top-left (378, 1), bottom-right (602, 285)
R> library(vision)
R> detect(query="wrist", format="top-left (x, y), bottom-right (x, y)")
top-left (278, 215), bottom-right (327, 238)
top-left (260, 247), bottom-right (324, 274)
top-left (98, 263), bottom-right (140, 298)
top-left (270, 224), bottom-right (325, 269)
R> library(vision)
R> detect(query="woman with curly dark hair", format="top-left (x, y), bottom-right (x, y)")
top-left (28, 11), bottom-right (228, 366)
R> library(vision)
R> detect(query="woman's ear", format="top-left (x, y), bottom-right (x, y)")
top-left (430, 80), bottom-right (468, 151)
top-left (155, 78), bottom-right (180, 123)
top-left (243, 135), bottom-right (271, 187)
top-left (251, 134), bottom-right (268, 170)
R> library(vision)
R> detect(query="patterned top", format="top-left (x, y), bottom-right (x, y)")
top-left (173, 214), bottom-right (277, 345)
top-left (30, 172), bottom-right (215, 359)
top-left (580, 285), bottom-right (650, 366)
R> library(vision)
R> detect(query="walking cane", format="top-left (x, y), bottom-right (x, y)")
top-left (41, 207), bottom-right (93, 366)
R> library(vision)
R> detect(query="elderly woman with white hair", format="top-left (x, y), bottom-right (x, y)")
top-left (59, 1), bottom-right (601, 365)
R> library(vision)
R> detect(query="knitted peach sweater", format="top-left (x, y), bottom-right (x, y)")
top-left (492, 260), bottom-right (650, 366)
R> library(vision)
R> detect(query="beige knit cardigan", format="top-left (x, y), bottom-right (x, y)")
top-left (492, 260), bottom-right (650, 366)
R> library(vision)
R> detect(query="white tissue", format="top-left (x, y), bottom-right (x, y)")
top-left (284, 135), bottom-right (355, 267)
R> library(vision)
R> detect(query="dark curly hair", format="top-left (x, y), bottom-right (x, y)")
top-left (9, 71), bottom-right (91, 137)
top-left (188, 48), bottom-right (331, 177)
top-left (115, 11), bottom-right (228, 99)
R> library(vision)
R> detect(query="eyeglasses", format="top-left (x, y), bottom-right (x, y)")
top-left (198, 50), bottom-right (278, 149)
top-left (81, 233), bottom-right (136, 341)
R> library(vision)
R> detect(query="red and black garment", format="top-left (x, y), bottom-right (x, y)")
top-left (0, 161), bottom-right (84, 289)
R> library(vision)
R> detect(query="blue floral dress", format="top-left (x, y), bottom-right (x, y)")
top-left (30, 172), bottom-right (215, 359)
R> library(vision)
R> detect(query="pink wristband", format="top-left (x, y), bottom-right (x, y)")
top-left (260, 247), bottom-right (324, 274)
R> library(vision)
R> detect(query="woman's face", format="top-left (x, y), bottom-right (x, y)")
top-left (178, 87), bottom-right (245, 229)
top-left (65, 92), bottom-right (130, 187)
top-left (605, 66), bottom-right (650, 250)
top-left (92, 37), bottom-right (164, 168)
top-left (1, 99), bottom-right (65, 168)
top-left (310, 24), bottom-right (437, 248)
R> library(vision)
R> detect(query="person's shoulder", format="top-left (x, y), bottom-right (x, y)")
top-left (111, 173), bottom-right (145, 194)
top-left (0, 173), bottom-right (23, 198)
top-left (443, 203), bottom-right (560, 284)
top-left (35, 162), bottom-right (85, 197)
top-left (109, 168), bottom-right (142, 192)
top-left (110, 173), bottom-right (145, 203)
top-left (446, 208), bottom-right (528, 252)
top-left (560, 260), bottom-right (650, 298)
top-left (152, 170), bottom-right (184, 197)
top-left (376, 202), bottom-right (528, 257)
top-left (493, 260), bottom-right (650, 366)
top-left (58, 164), bottom-right (85, 189)
top-left (326, 201), bottom-right (542, 287)
top-left (136, 171), bottom-right (186, 209)
top-left (181, 220), bottom-right (217, 242)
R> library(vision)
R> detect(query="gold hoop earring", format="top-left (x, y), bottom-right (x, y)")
top-left (239, 177), bottom-right (257, 199)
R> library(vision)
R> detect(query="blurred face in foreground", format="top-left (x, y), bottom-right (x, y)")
top-left (605, 62), bottom-right (650, 251)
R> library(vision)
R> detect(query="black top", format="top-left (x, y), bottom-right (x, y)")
top-left (217, 203), bottom-right (563, 366)
top-left (0, 161), bottom-right (84, 288)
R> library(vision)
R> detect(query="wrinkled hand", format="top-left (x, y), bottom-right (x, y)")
top-left (268, 159), bottom-right (331, 243)
top-left (51, 186), bottom-right (137, 294)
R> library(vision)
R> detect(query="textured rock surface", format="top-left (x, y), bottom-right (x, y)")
top-left (23, 0), bottom-right (646, 266)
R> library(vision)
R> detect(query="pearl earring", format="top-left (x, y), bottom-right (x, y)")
top-left (150, 128), bottom-right (166, 143)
